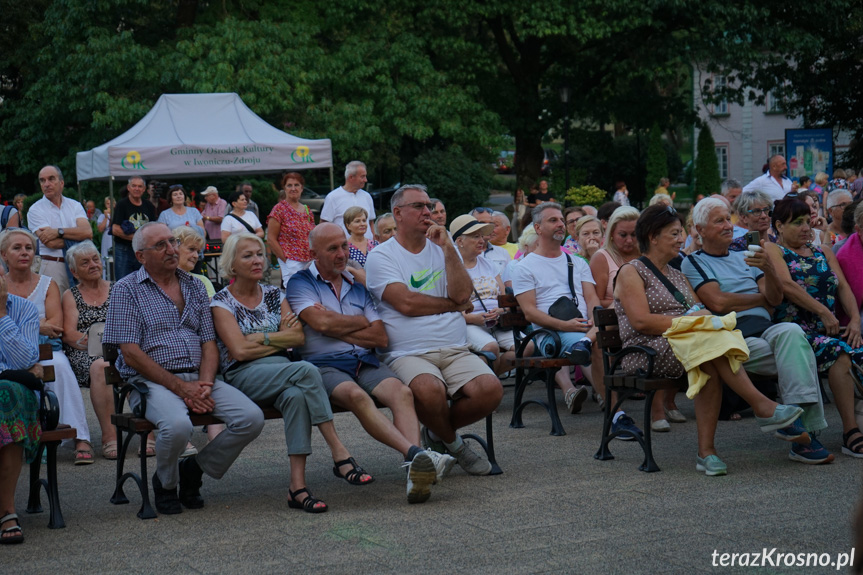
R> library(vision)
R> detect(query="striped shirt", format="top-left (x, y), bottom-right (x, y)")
top-left (0, 294), bottom-right (40, 372)
top-left (103, 266), bottom-right (215, 378)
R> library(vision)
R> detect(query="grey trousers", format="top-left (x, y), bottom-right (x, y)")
top-left (743, 322), bottom-right (827, 432)
top-left (224, 356), bottom-right (330, 455)
top-left (129, 373), bottom-right (265, 489)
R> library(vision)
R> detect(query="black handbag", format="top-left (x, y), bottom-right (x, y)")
top-left (548, 254), bottom-right (583, 320)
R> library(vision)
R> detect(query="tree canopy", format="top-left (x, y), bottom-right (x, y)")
top-left (1, 0), bottom-right (859, 200)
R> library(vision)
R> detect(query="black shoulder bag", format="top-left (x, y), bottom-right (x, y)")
top-left (637, 256), bottom-right (688, 307)
top-left (548, 253), bottom-right (583, 320)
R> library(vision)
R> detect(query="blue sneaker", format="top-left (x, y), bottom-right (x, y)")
top-left (565, 339), bottom-right (592, 365)
top-left (774, 418), bottom-right (811, 445)
top-left (612, 414), bottom-right (642, 441)
top-left (788, 437), bottom-right (835, 465)
top-left (696, 454), bottom-right (728, 476)
top-left (756, 404), bottom-right (804, 433)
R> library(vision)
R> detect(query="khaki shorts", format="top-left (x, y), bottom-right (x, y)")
top-left (389, 346), bottom-right (493, 398)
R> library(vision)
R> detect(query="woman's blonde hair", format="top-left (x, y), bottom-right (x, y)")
top-left (574, 215), bottom-right (600, 236)
top-left (343, 206), bottom-right (368, 229)
top-left (220, 232), bottom-right (266, 280)
top-left (602, 206), bottom-right (640, 263)
top-left (172, 225), bottom-right (205, 251)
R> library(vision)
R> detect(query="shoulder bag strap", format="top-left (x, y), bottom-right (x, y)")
top-left (564, 253), bottom-right (579, 307)
top-left (228, 212), bottom-right (256, 234)
top-left (638, 256), bottom-right (687, 307)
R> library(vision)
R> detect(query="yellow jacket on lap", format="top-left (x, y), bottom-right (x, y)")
top-left (662, 313), bottom-right (750, 399)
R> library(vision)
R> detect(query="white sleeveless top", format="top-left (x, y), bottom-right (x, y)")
top-left (25, 274), bottom-right (53, 320)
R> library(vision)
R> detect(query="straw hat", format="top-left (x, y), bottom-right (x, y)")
top-left (449, 214), bottom-right (493, 240)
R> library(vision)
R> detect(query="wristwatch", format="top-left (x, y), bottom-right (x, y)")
top-left (57, 228), bottom-right (65, 238)
top-left (263, 332), bottom-right (270, 346)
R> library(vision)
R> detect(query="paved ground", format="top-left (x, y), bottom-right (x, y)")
top-left (5, 379), bottom-right (861, 574)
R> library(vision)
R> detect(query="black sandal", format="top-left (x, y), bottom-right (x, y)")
top-left (0, 513), bottom-right (23, 545)
top-left (842, 428), bottom-right (863, 459)
top-left (332, 457), bottom-right (374, 485)
top-left (288, 488), bottom-right (328, 514)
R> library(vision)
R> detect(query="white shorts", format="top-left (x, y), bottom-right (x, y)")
top-left (465, 324), bottom-right (515, 352)
top-left (279, 259), bottom-right (310, 290)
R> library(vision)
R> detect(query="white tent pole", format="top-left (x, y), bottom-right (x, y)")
top-left (329, 166), bottom-right (334, 191)
top-left (108, 177), bottom-right (115, 281)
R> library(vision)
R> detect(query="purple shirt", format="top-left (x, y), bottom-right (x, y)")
top-left (201, 198), bottom-right (228, 240)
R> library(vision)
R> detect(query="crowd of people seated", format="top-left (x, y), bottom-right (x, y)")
top-left (3, 159), bottom-right (863, 545)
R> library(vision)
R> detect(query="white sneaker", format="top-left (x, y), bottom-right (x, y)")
top-left (405, 451), bottom-right (437, 504)
top-left (425, 450), bottom-right (456, 484)
top-left (565, 386), bottom-right (589, 414)
top-left (452, 441), bottom-right (492, 476)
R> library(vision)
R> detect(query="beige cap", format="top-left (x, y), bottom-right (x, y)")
top-left (201, 186), bottom-right (218, 196)
top-left (449, 214), bottom-right (494, 240)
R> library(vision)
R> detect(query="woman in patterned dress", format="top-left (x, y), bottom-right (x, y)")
top-left (766, 198), bottom-right (863, 458)
top-left (614, 204), bottom-right (804, 475)
top-left (211, 233), bottom-right (372, 513)
top-left (60, 241), bottom-right (118, 459)
top-left (0, 263), bottom-right (41, 544)
top-left (267, 172), bottom-right (315, 289)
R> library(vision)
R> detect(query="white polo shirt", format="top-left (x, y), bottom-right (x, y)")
top-left (320, 186), bottom-right (376, 240)
top-left (27, 195), bottom-right (87, 257)
top-left (742, 172), bottom-right (793, 204)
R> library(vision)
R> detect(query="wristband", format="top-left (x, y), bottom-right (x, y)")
top-left (263, 331), bottom-right (270, 346)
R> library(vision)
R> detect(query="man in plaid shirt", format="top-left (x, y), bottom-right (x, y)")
top-left (103, 222), bottom-right (264, 515)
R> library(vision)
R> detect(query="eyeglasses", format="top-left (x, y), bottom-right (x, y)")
top-left (471, 207), bottom-right (494, 214)
top-left (746, 207), bottom-right (773, 216)
top-left (565, 219), bottom-right (580, 226)
top-left (665, 206), bottom-right (678, 215)
top-left (396, 202), bottom-right (434, 211)
top-left (138, 237), bottom-right (180, 252)
top-left (831, 202), bottom-right (852, 210)
top-left (169, 184), bottom-right (184, 191)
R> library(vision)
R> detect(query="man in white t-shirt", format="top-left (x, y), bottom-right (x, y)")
top-left (510, 202), bottom-right (609, 421)
top-left (321, 161), bottom-right (376, 241)
top-left (27, 165), bottom-right (93, 293)
top-left (471, 208), bottom-right (511, 275)
top-left (366, 185), bottom-right (503, 476)
top-left (742, 155), bottom-right (793, 203)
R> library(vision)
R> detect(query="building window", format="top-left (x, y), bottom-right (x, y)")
top-left (766, 90), bottom-right (784, 114)
top-left (768, 142), bottom-right (785, 158)
top-left (712, 75), bottom-right (728, 115)
top-left (715, 145), bottom-right (729, 180)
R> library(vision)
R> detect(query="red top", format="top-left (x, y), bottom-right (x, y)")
top-left (269, 201), bottom-right (314, 262)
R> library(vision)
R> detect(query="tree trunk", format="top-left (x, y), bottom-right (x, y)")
top-left (515, 133), bottom-right (544, 191)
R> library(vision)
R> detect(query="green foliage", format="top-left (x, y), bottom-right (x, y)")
top-left (565, 185), bottom-right (607, 207)
top-left (491, 176), bottom-right (517, 192)
top-left (694, 127), bottom-right (721, 197)
top-left (645, 124), bottom-right (667, 192)
top-left (402, 148), bottom-right (493, 218)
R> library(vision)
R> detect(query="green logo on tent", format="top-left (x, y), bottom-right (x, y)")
top-left (120, 150), bottom-right (147, 170)
top-left (290, 146), bottom-right (315, 163)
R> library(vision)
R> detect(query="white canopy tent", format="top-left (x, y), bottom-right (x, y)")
top-left (76, 92), bottom-right (332, 183)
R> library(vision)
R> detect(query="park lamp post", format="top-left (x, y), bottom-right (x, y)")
top-left (559, 85), bottom-right (571, 198)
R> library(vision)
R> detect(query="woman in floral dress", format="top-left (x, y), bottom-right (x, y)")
top-left (766, 198), bottom-right (863, 458)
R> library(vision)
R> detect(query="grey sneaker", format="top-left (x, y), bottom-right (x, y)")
top-left (452, 441), bottom-right (492, 476)
top-left (420, 426), bottom-right (447, 454)
top-left (425, 450), bottom-right (456, 483)
top-left (405, 451), bottom-right (436, 504)
top-left (565, 386), bottom-right (589, 414)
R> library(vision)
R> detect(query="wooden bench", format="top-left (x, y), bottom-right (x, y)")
top-left (497, 294), bottom-right (577, 436)
top-left (592, 308), bottom-right (686, 472)
top-left (104, 345), bottom-right (500, 519)
top-left (25, 343), bottom-right (78, 528)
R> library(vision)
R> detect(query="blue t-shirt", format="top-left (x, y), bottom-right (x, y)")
top-left (681, 250), bottom-right (770, 323)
